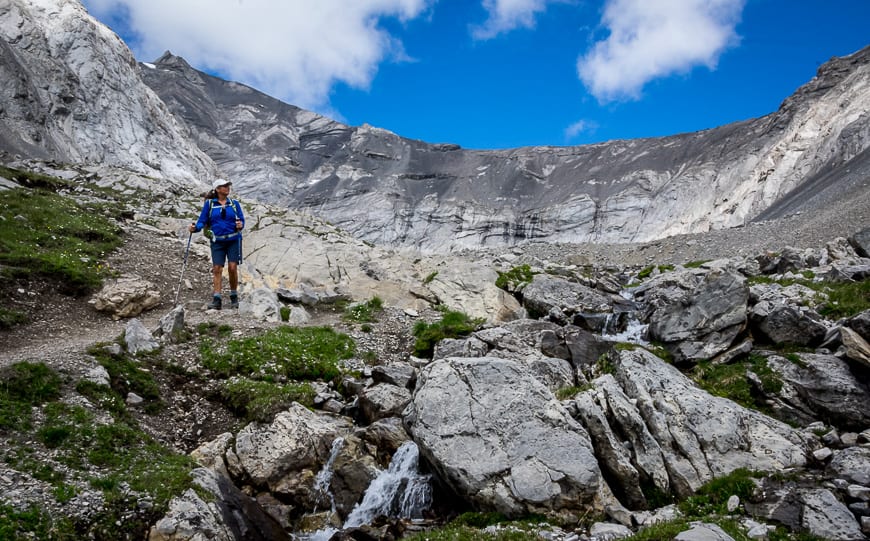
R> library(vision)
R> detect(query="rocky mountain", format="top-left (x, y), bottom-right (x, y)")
top-left (1, 0), bottom-right (868, 252)
top-left (138, 49), bottom-right (870, 251)
top-left (0, 0), bottom-right (216, 182)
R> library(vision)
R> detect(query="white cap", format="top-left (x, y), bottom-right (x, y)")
top-left (212, 178), bottom-right (231, 190)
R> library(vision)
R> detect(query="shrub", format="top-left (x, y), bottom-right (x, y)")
top-left (412, 310), bottom-right (483, 358)
top-left (495, 264), bottom-right (535, 292)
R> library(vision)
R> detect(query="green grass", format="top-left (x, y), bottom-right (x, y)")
top-left (423, 271), bottom-right (439, 284)
top-left (343, 296), bottom-right (384, 323)
top-left (200, 325), bottom-right (355, 381)
top-left (495, 264), bottom-right (535, 291)
top-left (678, 468), bottom-right (759, 517)
top-left (555, 384), bottom-right (592, 400)
top-left (220, 377), bottom-right (315, 422)
top-left (412, 310), bottom-right (484, 358)
top-left (691, 354), bottom-right (782, 412)
top-left (0, 361), bottom-right (63, 431)
top-left (0, 361), bottom-right (197, 540)
top-left (746, 276), bottom-right (869, 318)
top-left (0, 186), bottom-right (123, 295)
top-left (86, 343), bottom-right (162, 413)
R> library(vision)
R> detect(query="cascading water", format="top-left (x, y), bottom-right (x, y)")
top-left (344, 440), bottom-right (432, 527)
top-left (603, 288), bottom-right (649, 345)
top-left (312, 437), bottom-right (344, 514)
top-left (304, 440), bottom-right (433, 540)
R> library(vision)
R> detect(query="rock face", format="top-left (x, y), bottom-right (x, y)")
top-left (0, 0), bottom-right (216, 182)
top-left (572, 348), bottom-right (812, 502)
top-left (138, 48), bottom-right (870, 251)
top-left (404, 357), bottom-right (604, 520)
top-left (4, 1), bottom-right (868, 251)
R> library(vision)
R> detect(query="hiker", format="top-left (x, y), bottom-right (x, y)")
top-left (189, 179), bottom-right (245, 310)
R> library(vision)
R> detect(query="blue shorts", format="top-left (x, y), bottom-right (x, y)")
top-left (210, 237), bottom-right (241, 266)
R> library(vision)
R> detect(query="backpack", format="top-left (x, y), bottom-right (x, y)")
top-left (202, 197), bottom-right (242, 240)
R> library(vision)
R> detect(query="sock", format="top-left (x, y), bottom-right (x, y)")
top-left (230, 290), bottom-right (238, 296)
top-left (213, 293), bottom-right (221, 298)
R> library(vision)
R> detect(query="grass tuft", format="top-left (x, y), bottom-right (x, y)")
top-left (412, 310), bottom-right (484, 358)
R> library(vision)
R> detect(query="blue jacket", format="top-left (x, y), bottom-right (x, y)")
top-left (195, 198), bottom-right (245, 239)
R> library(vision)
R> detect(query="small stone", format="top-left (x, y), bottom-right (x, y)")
top-left (126, 392), bottom-right (144, 405)
top-left (727, 494), bottom-right (740, 512)
top-left (848, 485), bottom-right (870, 501)
top-left (813, 447), bottom-right (834, 461)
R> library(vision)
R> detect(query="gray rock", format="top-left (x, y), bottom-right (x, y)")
top-left (124, 318), bottom-right (158, 354)
top-left (234, 403), bottom-right (352, 499)
top-left (847, 310), bottom-right (870, 342)
top-left (828, 447), bottom-right (870, 486)
top-left (751, 303), bottom-right (827, 346)
top-left (767, 353), bottom-right (870, 430)
top-left (854, 227), bottom-right (870, 258)
top-left (589, 521), bottom-right (633, 541)
top-left (522, 274), bottom-right (614, 320)
top-left (91, 275), bottom-right (161, 319)
top-left (358, 383), bottom-right (412, 424)
top-left (841, 327), bottom-right (870, 367)
top-left (674, 522), bottom-right (736, 541)
top-left (371, 364), bottom-right (417, 390)
top-left (643, 268), bottom-right (748, 363)
top-left (433, 337), bottom-right (489, 360)
top-left (800, 488), bottom-right (866, 541)
top-left (155, 305), bottom-right (185, 342)
top-left (404, 357), bottom-right (604, 519)
top-left (150, 468), bottom-right (291, 541)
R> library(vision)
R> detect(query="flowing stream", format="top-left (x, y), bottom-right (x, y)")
top-left (304, 440), bottom-right (432, 540)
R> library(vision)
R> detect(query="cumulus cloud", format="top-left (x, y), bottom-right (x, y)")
top-left (472, 0), bottom-right (554, 40)
top-left (577, 0), bottom-right (745, 102)
top-left (83, 0), bottom-right (432, 113)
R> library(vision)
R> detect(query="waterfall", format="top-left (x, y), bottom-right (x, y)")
top-left (603, 288), bottom-right (648, 344)
top-left (312, 437), bottom-right (344, 514)
top-left (343, 441), bottom-right (433, 528)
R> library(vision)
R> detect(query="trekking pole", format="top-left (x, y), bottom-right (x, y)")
top-left (174, 231), bottom-right (193, 306)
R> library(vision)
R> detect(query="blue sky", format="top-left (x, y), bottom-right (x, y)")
top-left (82, 0), bottom-right (870, 150)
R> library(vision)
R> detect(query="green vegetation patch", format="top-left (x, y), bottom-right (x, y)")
top-left (746, 276), bottom-right (869, 318)
top-left (0, 361), bottom-right (62, 431)
top-left (691, 354), bottom-right (782, 412)
top-left (200, 325), bottom-right (355, 381)
top-left (220, 377), bottom-right (315, 422)
top-left (0, 361), bottom-right (196, 539)
top-left (412, 310), bottom-right (484, 358)
top-left (495, 264), bottom-right (535, 292)
top-left (343, 296), bottom-right (384, 323)
top-left (86, 343), bottom-right (162, 413)
top-left (678, 467), bottom-right (759, 517)
top-left (0, 186), bottom-right (123, 295)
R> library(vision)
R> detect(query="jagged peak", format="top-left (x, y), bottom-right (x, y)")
top-left (152, 51), bottom-right (193, 71)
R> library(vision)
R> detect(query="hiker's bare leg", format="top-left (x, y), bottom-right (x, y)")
top-left (212, 265), bottom-right (223, 294)
top-left (228, 262), bottom-right (238, 291)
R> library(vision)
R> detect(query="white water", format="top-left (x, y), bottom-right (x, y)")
top-left (312, 437), bottom-right (344, 514)
top-left (304, 440), bottom-right (432, 540)
top-left (603, 288), bottom-right (649, 345)
top-left (343, 441), bottom-right (433, 527)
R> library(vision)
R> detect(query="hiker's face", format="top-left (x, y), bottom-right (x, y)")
top-left (217, 184), bottom-right (230, 192)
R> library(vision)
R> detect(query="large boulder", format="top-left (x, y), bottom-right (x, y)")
top-left (639, 268), bottom-right (748, 363)
top-left (149, 468), bottom-right (290, 541)
top-left (766, 353), bottom-right (870, 430)
top-left (521, 274), bottom-right (614, 321)
top-left (90, 275), bottom-right (160, 319)
top-left (404, 357), bottom-right (606, 520)
top-left (576, 348), bottom-right (812, 500)
top-left (233, 403), bottom-right (352, 506)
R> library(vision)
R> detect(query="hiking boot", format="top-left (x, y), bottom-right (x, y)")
top-left (229, 293), bottom-right (239, 309)
top-left (207, 295), bottom-right (222, 310)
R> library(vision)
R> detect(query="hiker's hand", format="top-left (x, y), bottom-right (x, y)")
top-left (188, 223), bottom-right (196, 233)
top-left (235, 219), bottom-right (242, 230)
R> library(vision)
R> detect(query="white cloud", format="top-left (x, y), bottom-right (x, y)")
top-left (82, 0), bottom-right (432, 113)
top-left (472, 0), bottom-right (553, 40)
top-left (577, 0), bottom-right (745, 102)
top-left (564, 119), bottom-right (597, 139)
